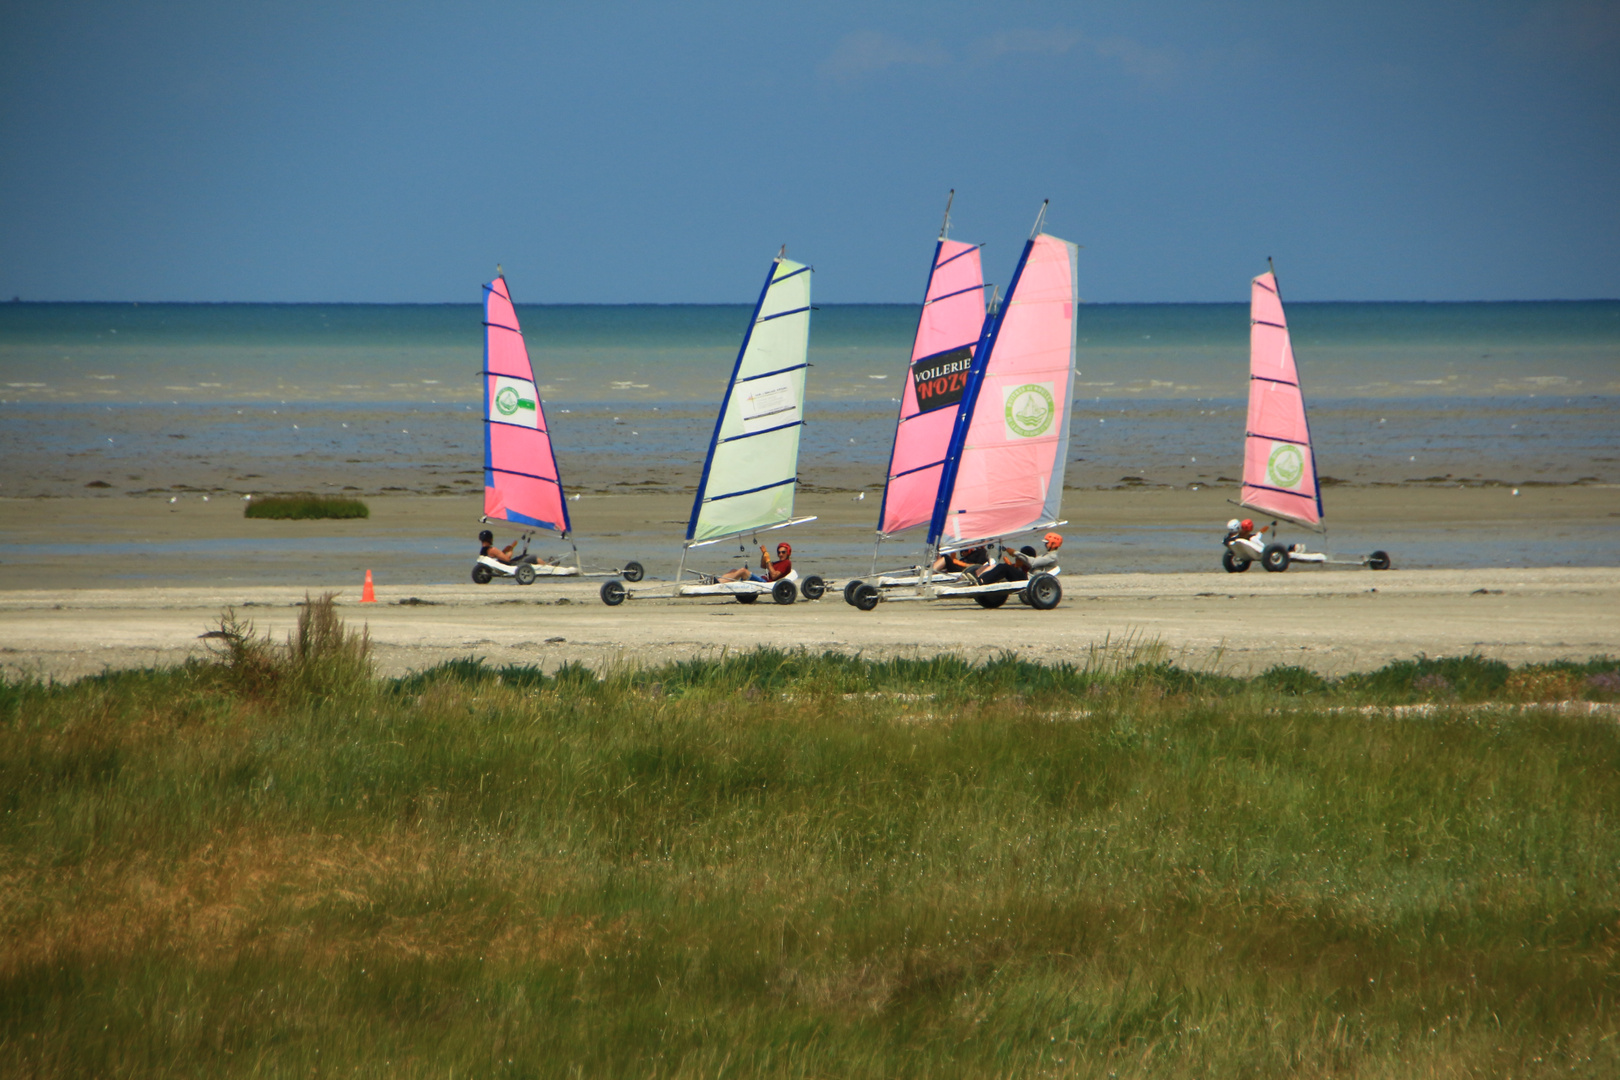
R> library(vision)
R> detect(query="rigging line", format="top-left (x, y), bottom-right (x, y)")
top-left (482, 321), bottom-right (523, 334)
top-left (477, 369), bottom-right (540, 379)
top-left (1254, 277), bottom-right (1278, 295)
top-left (1246, 432), bottom-right (1309, 446)
top-left (701, 475), bottom-right (797, 502)
top-left (934, 243), bottom-right (983, 270)
top-left (1251, 319), bottom-right (1287, 330)
top-left (736, 362), bottom-right (807, 384)
top-left (717, 418), bottom-right (804, 445)
top-left (887, 458), bottom-right (946, 481)
top-left (757, 305), bottom-right (810, 324)
top-left (484, 418), bottom-right (550, 435)
top-left (1250, 374), bottom-right (1300, 388)
top-left (1241, 481), bottom-right (1314, 499)
top-left (488, 466), bottom-right (561, 485)
top-left (924, 283), bottom-right (987, 307)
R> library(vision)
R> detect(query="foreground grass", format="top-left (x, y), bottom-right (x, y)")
top-left (1, 611), bottom-right (1616, 1077)
top-left (244, 494), bottom-right (370, 520)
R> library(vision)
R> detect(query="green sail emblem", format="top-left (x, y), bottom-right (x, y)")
top-left (1004, 384), bottom-right (1055, 439)
top-left (495, 385), bottom-right (536, 417)
top-left (1267, 443), bottom-right (1305, 488)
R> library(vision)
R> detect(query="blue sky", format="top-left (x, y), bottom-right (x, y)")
top-left (2, 2), bottom-right (1616, 303)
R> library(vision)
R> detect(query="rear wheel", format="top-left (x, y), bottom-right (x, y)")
top-left (1261, 544), bottom-right (1290, 572)
top-left (599, 580), bottom-right (626, 606)
top-left (621, 560), bottom-right (645, 582)
top-left (974, 590), bottom-right (1008, 609)
top-left (800, 574), bottom-right (826, 601)
top-left (772, 579), bottom-right (797, 605)
top-left (843, 579), bottom-right (863, 605)
top-left (853, 584), bottom-right (880, 611)
top-left (1222, 550), bottom-right (1251, 573)
top-left (514, 563), bottom-right (537, 585)
top-left (472, 563), bottom-right (494, 585)
top-left (1027, 573), bottom-right (1062, 610)
top-left (1367, 550), bottom-right (1391, 571)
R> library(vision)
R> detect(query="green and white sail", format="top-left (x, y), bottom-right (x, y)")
top-left (686, 255), bottom-right (813, 545)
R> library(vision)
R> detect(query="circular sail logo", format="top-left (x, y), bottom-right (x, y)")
top-left (1004, 384), bottom-right (1055, 438)
top-left (1267, 443), bottom-right (1305, 488)
top-left (495, 386), bottom-right (521, 417)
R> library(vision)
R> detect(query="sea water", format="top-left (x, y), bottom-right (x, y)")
top-left (2, 300), bottom-right (1617, 574)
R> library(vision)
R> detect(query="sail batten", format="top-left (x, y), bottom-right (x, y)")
top-left (686, 256), bottom-right (812, 544)
top-left (927, 232), bottom-right (1080, 550)
top-left (876, 236), bottom-right (989, 537)
top-left (1239, 270), bottom-right (1323, 530)
top-left (482, 275), bottom-right (571, 534)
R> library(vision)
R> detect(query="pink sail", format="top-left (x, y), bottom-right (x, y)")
top-left (1240, 271), bottom-right (1322, 529)
top-left (482, 275), bottom-right (571, 534)
top-left (932, 232), bottom-right (1079, 548)
top-left (878, 238), bottom-right (986, 536)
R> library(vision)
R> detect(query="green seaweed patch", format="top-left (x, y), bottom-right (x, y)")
top-left (244, 495), bottom-right (370, 520)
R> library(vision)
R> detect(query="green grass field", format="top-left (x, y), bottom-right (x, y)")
top-left (243, 495), bottom-right (370, 520)
top-left (2, 600), bottom-right (1616, 1077)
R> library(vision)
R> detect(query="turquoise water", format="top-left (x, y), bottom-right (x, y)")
top-left (2, 301), bottom-right (1617, 404)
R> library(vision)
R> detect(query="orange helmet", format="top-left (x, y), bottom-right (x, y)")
top-left (1044, 532), bottom-right (1064, 549)
top-left (1240, 519), bottom-right (1253, 532)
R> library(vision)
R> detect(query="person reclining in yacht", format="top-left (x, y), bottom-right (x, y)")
top-left (968, 532), bottom-right (1063, 586)
top-left (716, 542), bottom-right (792, 584)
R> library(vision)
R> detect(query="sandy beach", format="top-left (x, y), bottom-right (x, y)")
top-left (3, 487), bottom-right (1616, 681)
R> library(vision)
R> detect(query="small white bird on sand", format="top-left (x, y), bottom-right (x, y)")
top-left (168, 496), bottom-right (177, 504)
top-left (854, 491), bottom-right (865, 501)
top-left (201, 495), bottom-right (209, 502)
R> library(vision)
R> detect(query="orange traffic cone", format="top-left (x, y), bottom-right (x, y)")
top-left (361, 569), bottom-right (376, 603)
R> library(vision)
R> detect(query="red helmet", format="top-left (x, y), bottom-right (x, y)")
top-left (776, 542), bottom-right (791, 556)
top-left (1240, 519), bottom-right (1254, 532)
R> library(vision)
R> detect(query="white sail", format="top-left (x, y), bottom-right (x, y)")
top-left (687, 256), bottom-right (812, 544)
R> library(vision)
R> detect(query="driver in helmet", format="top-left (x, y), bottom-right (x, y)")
top-left (1226, 518), bottom-right (1265, 541)
top-left (969, 532), bottom-right (1063, 585)
top-left (718, 541), bottom-right (793, 584)
top-left (478, 529), bottom-right (551, 566)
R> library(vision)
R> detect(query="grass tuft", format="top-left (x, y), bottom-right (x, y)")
top-left (243, 494), bottom-right (370, 520)
top-left (2, 627), bottom-right (1617, 1077)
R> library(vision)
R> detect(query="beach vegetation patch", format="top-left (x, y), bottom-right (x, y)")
top-left (243, 494), bottom-right (370, 520)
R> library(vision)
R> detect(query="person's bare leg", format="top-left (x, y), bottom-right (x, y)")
top-left (717, 568), bottom-right (750, 583)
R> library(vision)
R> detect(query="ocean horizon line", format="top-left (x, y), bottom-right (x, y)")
top-left (7, 298), bottom-right (1620, 309)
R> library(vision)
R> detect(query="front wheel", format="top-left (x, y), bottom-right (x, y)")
top-left (621, 560), bottom-right (645, 582)
top-left (799, 574), bottom-right (826, 601)
top-left (1222, 550), bottom-right (1251, 574)
top-left (853, 583), bottom-right (880, 611)
top-left (514, 563), bottom-right (537, 585)
top-left (472, 563), bottom-right (494, 585)
top-left (843, 579), bottom-right (864, 605)
top-left (1367, 550), bottom-right (1391, 571)
top-left (1026, 573), bottom-right (1062, 610)
top-left (772, 579), bottom-right (797, 605)
top-left (599, 580), bottom-right (626, 606)
top-left (974, 590), bottom-right (1008, 609)
top-left (1261, 544), bottom-right (1291, 572)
